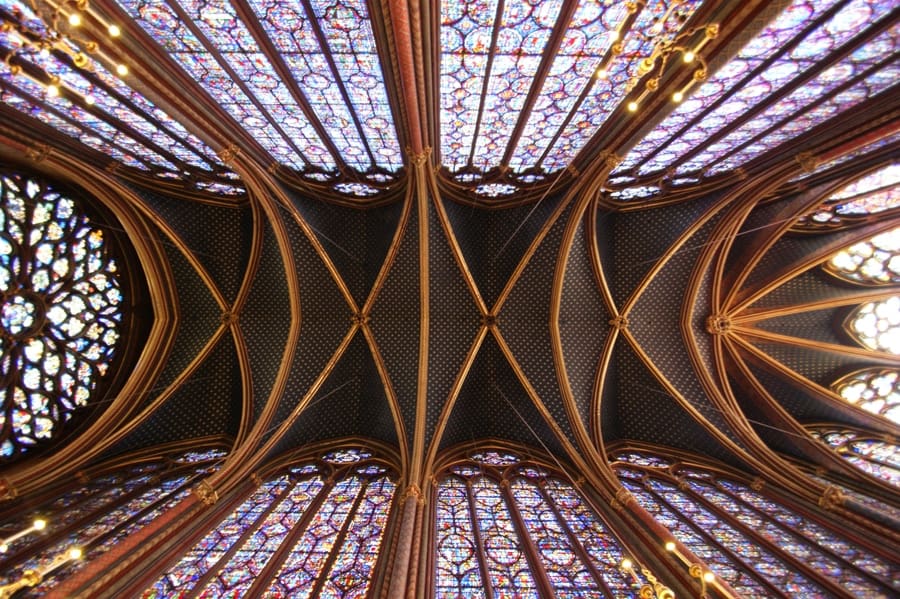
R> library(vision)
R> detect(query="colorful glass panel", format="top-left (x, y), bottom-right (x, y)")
top-left (6, 462), bottom-right (206, 593)
top-left (439, 0), bottom-right (702, 176)
top-left (619, 472), bottom-right (823, 595)
top-left (0, 1), bottom-right (231, 185)
top-left (145, 476), bottom-right (292, 597)
top-left (687, 478), bottom-right (895, 595)
top-left (616, 454), bottom-right (900, 596)
top-left (199, 476), bottom-right (325, 597)
top-left (832, 369), bottom-right (900, 423)
top-left (827, 227), bottom-right (900, 285)
top-left (471, 476), bottom-right (538, 595)
top-left (704, 45), bottom-right (900, 176)
top-left (142, 455), bottom-right (395, 598)
top-left (0, 173), bottom-right (123, 459)
top-left (847, 296), bottom-right (900, 354)
top-left (434, 477), bottom-right (485, 596)
top-left (247, 0), bottom-right (401, 173)
top-left (511, 478), bottom-right (600, 595)
top-left (813, 428), bottom-right (900, 485)
top-left (114, 0), bottom-right (316, 171)
top-left (262, 476), bottom-right (363, 597)
top-left (716, 479), bottom-right (899, 592)
top-left (318, 476), bottom-right (396, 597)
top-left (436, 454), bottom-right (637, 597)
top-left (614, 0), bottom-right (891, 179)
top-left (539, 0), bottom-right (704, 172)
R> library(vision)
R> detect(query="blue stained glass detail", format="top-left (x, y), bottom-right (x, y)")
top-left (199, 476), bottom-right (325, 597)
top-left (145, 476), bottom-right (291, 597)
top-left (1, 2), bottom-right (225, 175)
top-left (318, 476), bottom-right (396, 596)
top-left (115, 0), bottom-right (328, 171)
top-left (435, 477), bottom-right (485, 596)
top-left (615, 0), bottom-right (891, 178)
top-left (263, 476), bottom-right (363, 597)
top-left (539, 0), bottom-right (704, 172)
top-left (703, 38), bottom-right (899, 176)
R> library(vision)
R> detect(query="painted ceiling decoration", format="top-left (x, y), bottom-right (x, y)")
top-left (0, 0), bottom-right (898, 595)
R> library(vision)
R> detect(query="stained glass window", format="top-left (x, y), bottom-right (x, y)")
top-left (0, 2), bottom-right (240, 195)
top-left (826, 227), bottom-right (900, 284)
top-left (113, 0), bottom-right (400, 192)
top-left (810, 427), bottom-right (900, 486)
top-left (434, 451), bottom-right (636, 597)
top-left (806, 162), bottom-right (900, 225)
top-left (0, 172), bottom-right (124, 460)
top-left (832, 369), bottom-right (900, 424)
top-left (845, 296), bottom-right (900, 354)
top-left (144, 448), bottom-right (395, 598)
top-left (613, 450), bottom-right (900, 597)
top-left (439, 0), bottom-right (703, 184)
top-left (0, 448), bottom-right (224, 593)
top-left (614, 0), bottom-right (897, 186)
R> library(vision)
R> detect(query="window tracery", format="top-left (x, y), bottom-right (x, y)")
top-left (0, 2), bottom-right (240, 195)
top-left (433, 450), bottom-right (635, 597)
top-left (805, 162), bottom-right (900, 226)
top-left (612, 450), bottom-right (899, 597)
top-left (0, 448), bottom-right (225, 593)
top-left (809, 427), bottom-right (900, 487)
top-left (0, 172), bottom-right (124, 460)
top-left (826, 227), bottom-right (900, 285)
top-left (613, 0), bottom-right (896, 188)
top-left (832, 369), bottom-right (900, 424)
top-left (143, 448), bottom-right (396, 598)
top-left (845, 296), bottom-right (900, 354)
top-left (113, 0), bottom-right (401, 193)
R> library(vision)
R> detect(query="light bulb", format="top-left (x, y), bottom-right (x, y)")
top-left (108, 24), bottom-right (121, 37)
top-left (47, 84), bottom-right (60, 98)
top-left (703, 571), bottom-right (715, 583)
top-left (67, 547), bottom-right (83, 560)
top-left (665, 541), bottom-right (676, 551)
top-left (68, 13), bottom-right (82, 27)
top-left (672, 91), bottom-right (684, 103)
top-left (33, 518), bottom-right (47, 531)
top-left (683, 51), bottom-right (695, 63)
top-left (595, 68), bottom-right (608, 80)
top-left (621, 558), bottom-right (633, 569)
top-left (627, 101), bottom-right (638, 112)
top-left (608, 30), bottom-right (620, 43)
top-left (0, 543), bottom-right (8, 553)
top-left (84, 94), bottom-right (95, 105)
top-left (116, 64), bottom-right (128, 76)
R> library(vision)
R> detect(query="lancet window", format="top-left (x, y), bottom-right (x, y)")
top-left (804, 162), bottom-right (900, 227)
top-left (143, 447), bottom-right (396, 598)
top-left (433, 449), bottom-right (637, 598)
top-left (612, 450), bottom-right (899, 598)
top-left (0, 448), bottom-right (225, 594)
top-left (809, 426), bottom-right (900, 487)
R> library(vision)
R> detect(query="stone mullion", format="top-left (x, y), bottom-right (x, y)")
top-left (536, 479), bottom-right (616, 597)
top-left (499, 480), bottom-right (556, 598)
top-left (183, 477), bottom-right (300, 599)
top-left (679, 480), bottom-right (852, 597)
top-left (306, 477), bottom-right (370, 598)
top-left (639, 480), bottom-right (788, 598)
top-left (464, 478), bottom-right (495, 599)
top-left (241, 475), bottom-right (337, 596)
top-left (715, 482), bottom-right (895, 592)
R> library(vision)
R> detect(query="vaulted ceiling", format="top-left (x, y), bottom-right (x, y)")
top-left (0, 0), bottom-right (898, 503)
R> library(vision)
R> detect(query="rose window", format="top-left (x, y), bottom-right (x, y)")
top-left (0, 173), bottom-right (123, 459)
